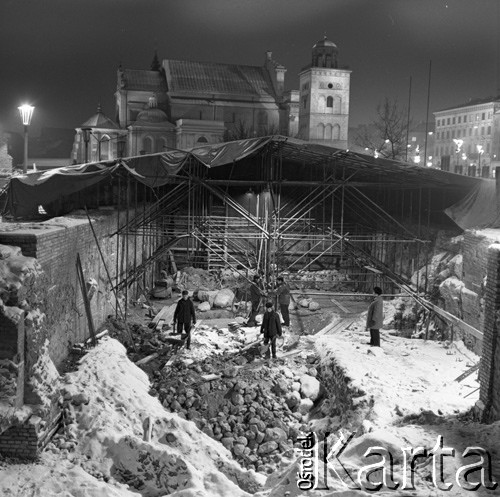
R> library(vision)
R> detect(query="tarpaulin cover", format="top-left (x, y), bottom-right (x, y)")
top-left (3, 138), bottom-right (272, 218)
top-left (445, 179), bottom-right (500, 229)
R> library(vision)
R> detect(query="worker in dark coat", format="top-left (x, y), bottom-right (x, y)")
top-left (173, 290), bottom-right (196, 349)
top-left (260, 301), bottom-right (282, 359)
top-left (276, 276), bottom-right (291, 327)
top-left (366, 286), bottom-right (384, 347)
top-left (247, 274), bottom-right (266, 326)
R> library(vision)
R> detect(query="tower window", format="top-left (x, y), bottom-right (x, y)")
top-left (326, 96), bottom-right (333, 108)
top-left (328, 83), bottom-right (333, 89)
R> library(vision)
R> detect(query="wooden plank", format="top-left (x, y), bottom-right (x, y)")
top-left (428, 303), bottom-right (483, 341)
top-left (330, 298), bottom-right (351, 313)
top-left (136, 352), bottom-right (160, 366)
top-left (76, 253), bottom-right (97, 346)
top-left (152, 304), bottom-right (176, 326)
top-left (454, 363), bottom-right (480, 383)
top-left (155, 319), bottom-right (165, 332)
top-left (315, 319), bottom-right (340, 337)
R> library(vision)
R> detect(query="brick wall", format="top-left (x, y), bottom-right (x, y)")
top-left (0, 207), bottom-right (155, 369)
top-left (479, 243), bottom-right (500, 422)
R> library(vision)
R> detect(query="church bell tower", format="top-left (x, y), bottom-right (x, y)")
top-left (298, 37), bottom-right (351, 148)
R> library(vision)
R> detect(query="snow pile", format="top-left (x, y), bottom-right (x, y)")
top-left (59, 337), bottom-right (263, 496)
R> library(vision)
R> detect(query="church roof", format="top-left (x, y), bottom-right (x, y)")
top-left (80, 106), bottom-right (120, 129)
top-left (121, 69), bottom-right (168, 92)
top-left (163, 60), bottom-right (276, 98)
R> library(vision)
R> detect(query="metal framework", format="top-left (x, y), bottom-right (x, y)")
top-left (105, 137), bottom-right (480, 319)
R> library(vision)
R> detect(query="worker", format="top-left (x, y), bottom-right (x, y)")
top-left (260, 301), bottom-right (283, 360)
top-left (173, 290), bottom-right (196, 349)
top-left (246, 274), bottom-right (266, 326)
top-left (275, 276), bottom-right (291, 328)
top-left (366, 286), bottom-right (384, 347)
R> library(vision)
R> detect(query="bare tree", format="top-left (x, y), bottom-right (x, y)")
top-left (355, 98), bottom-right (410, 160)
top-left (223, 120), bottom-right (281, 142)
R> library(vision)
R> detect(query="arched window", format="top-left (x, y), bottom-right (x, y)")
top-left (326, 96), bottom-right (333, 108)
top-left (143, 136), bottom-right (153, 154)
top-left (332, 124), bottom-right (340, 140)
top-left (316, 123), bottom-right (325, 140)
top-left (325, 124), bottom-right (333, 141)
top-left (197, 136), bottom-right (208, 143)
top-left (100, 135), bottom-right (110, 160)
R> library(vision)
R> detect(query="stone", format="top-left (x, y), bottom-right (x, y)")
top-left (285, 391), bottom-right (301, 409)
top-left (214, 288), bottom-right (235, 308)
top-left (299, 374), bottom-right (320, 401)
top-left (291, 382), bottom-right (301, 392)
top-left (233, 443), bottom-right (245, 456)
top-left (231, 392), bottom-right (245, 406)
top-left (221, 437), bottom-right (235, 450)
top-left (72, 392), bottom-right (90, 406)
top-left (298, 298), bottom-right (310, 308)
top-left (236, 436), bottom-right (248, 446)
top-left (258, 441), bottom-right (278, 455)
top-left (198, 301), bottom-right (211, 312)
top-left (223, 366), bottom-right (238, 378)
top-left (308, 301), bottom-right (320, 311)
top-left (264, 427), bottom-right (287, 443)
top-left (298, 398), bottom-right (314, 414)
top-left (271, 379), bottom-right (288, 395)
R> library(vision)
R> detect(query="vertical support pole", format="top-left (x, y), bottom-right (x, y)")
top-left (115, 175), bottom-right (121, 319)
top-left (124, 175), bottom-right (130, 325)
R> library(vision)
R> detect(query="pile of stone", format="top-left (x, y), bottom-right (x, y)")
top-left (287, 269), bottom-right (350, 291)
top-left (152, 353), bottom-right (323, 473)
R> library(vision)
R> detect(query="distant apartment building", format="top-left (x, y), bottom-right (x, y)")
top-left (434, 97), bottom-right (500, 177)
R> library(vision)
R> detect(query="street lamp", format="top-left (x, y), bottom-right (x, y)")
top-left (18, 104), bottom-right (34, 173)
top-left (477, 144), bottom-right (484, 177)
top-left (453, 138), bottom-right (463, 174)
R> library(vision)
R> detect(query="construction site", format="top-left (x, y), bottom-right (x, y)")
top-left (0, 135), bottom-right (500, 496)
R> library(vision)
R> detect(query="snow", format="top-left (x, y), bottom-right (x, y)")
top-left (1, 311), bottom-right (499, 496)
top-left (0, 337), bottom-right (264, 497)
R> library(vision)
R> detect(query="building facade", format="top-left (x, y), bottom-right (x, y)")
top-left (298, 38), bottom-right (351, 148)
top-left (72, 38), bottom-right (351, 162)
top-left (434, 97), bottom-right (500, 177)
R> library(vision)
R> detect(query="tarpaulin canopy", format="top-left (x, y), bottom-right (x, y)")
top-left (445, 179), bottom-right (500, 229)
top-left (2, 135), bottom-right (483, 219)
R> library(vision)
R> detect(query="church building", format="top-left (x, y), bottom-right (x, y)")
top-left (72, 37), bottom-right (351, 162)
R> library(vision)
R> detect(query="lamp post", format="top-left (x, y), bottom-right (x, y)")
top-left (477, 144), bottom-right (484, 177)
top-left (81, 127), bottom-right (92, 163)
top-left (18, 104), bottom-right (34, 173)
top-left (453, 138), bottom-right (463, 174)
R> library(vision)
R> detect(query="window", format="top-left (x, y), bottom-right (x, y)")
top-left (451, 130), bottom-right (455, 138)
top-left (452, 117), bottom-right (456, 124)
top-left (481, 127), bottom-right (485, 135)
top-left (456, 130), bottom-right (460, 138)
top-left (487, 142), bottom-right (491, 153)
top-left (197, 136), bottom-right (208, 143)
top-left (476, 114), bottom-right (480, 121)
top-left (482, 112), bottom-right (486, 120)
top-left (332, 123), bottom-right (340, 140)
top-left (412, 136), bottom-right (416, 142)
top-left (447, 118), bottom-right (450, 125)
top-left (316, 123), bottom-right (325, 140)
top-left (446, 131), bottom-right (450, 139)
top-left (458, 116), bottom-right (461, 124)
top-left (468, 128), bottom-right (472, 136)
top-left (488, 126), bottom-right (491, 135)
top-left (302, 96), bottom-right (308, 109)
top-left (436, 119), bottom-right (440, 127)
top-left (328, 83), bottom-right (333, 89)
top-left (325, 124), bottom-right (332, 140)
top-left (488, 111), bottom-right (493, 119)
top-left (143, 136), bottom-right (153, 154)
top-left (326, 96), bottom-right (333, 108)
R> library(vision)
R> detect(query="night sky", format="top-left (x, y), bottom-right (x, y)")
top-left (1, 0), bottom-right (499, 136)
